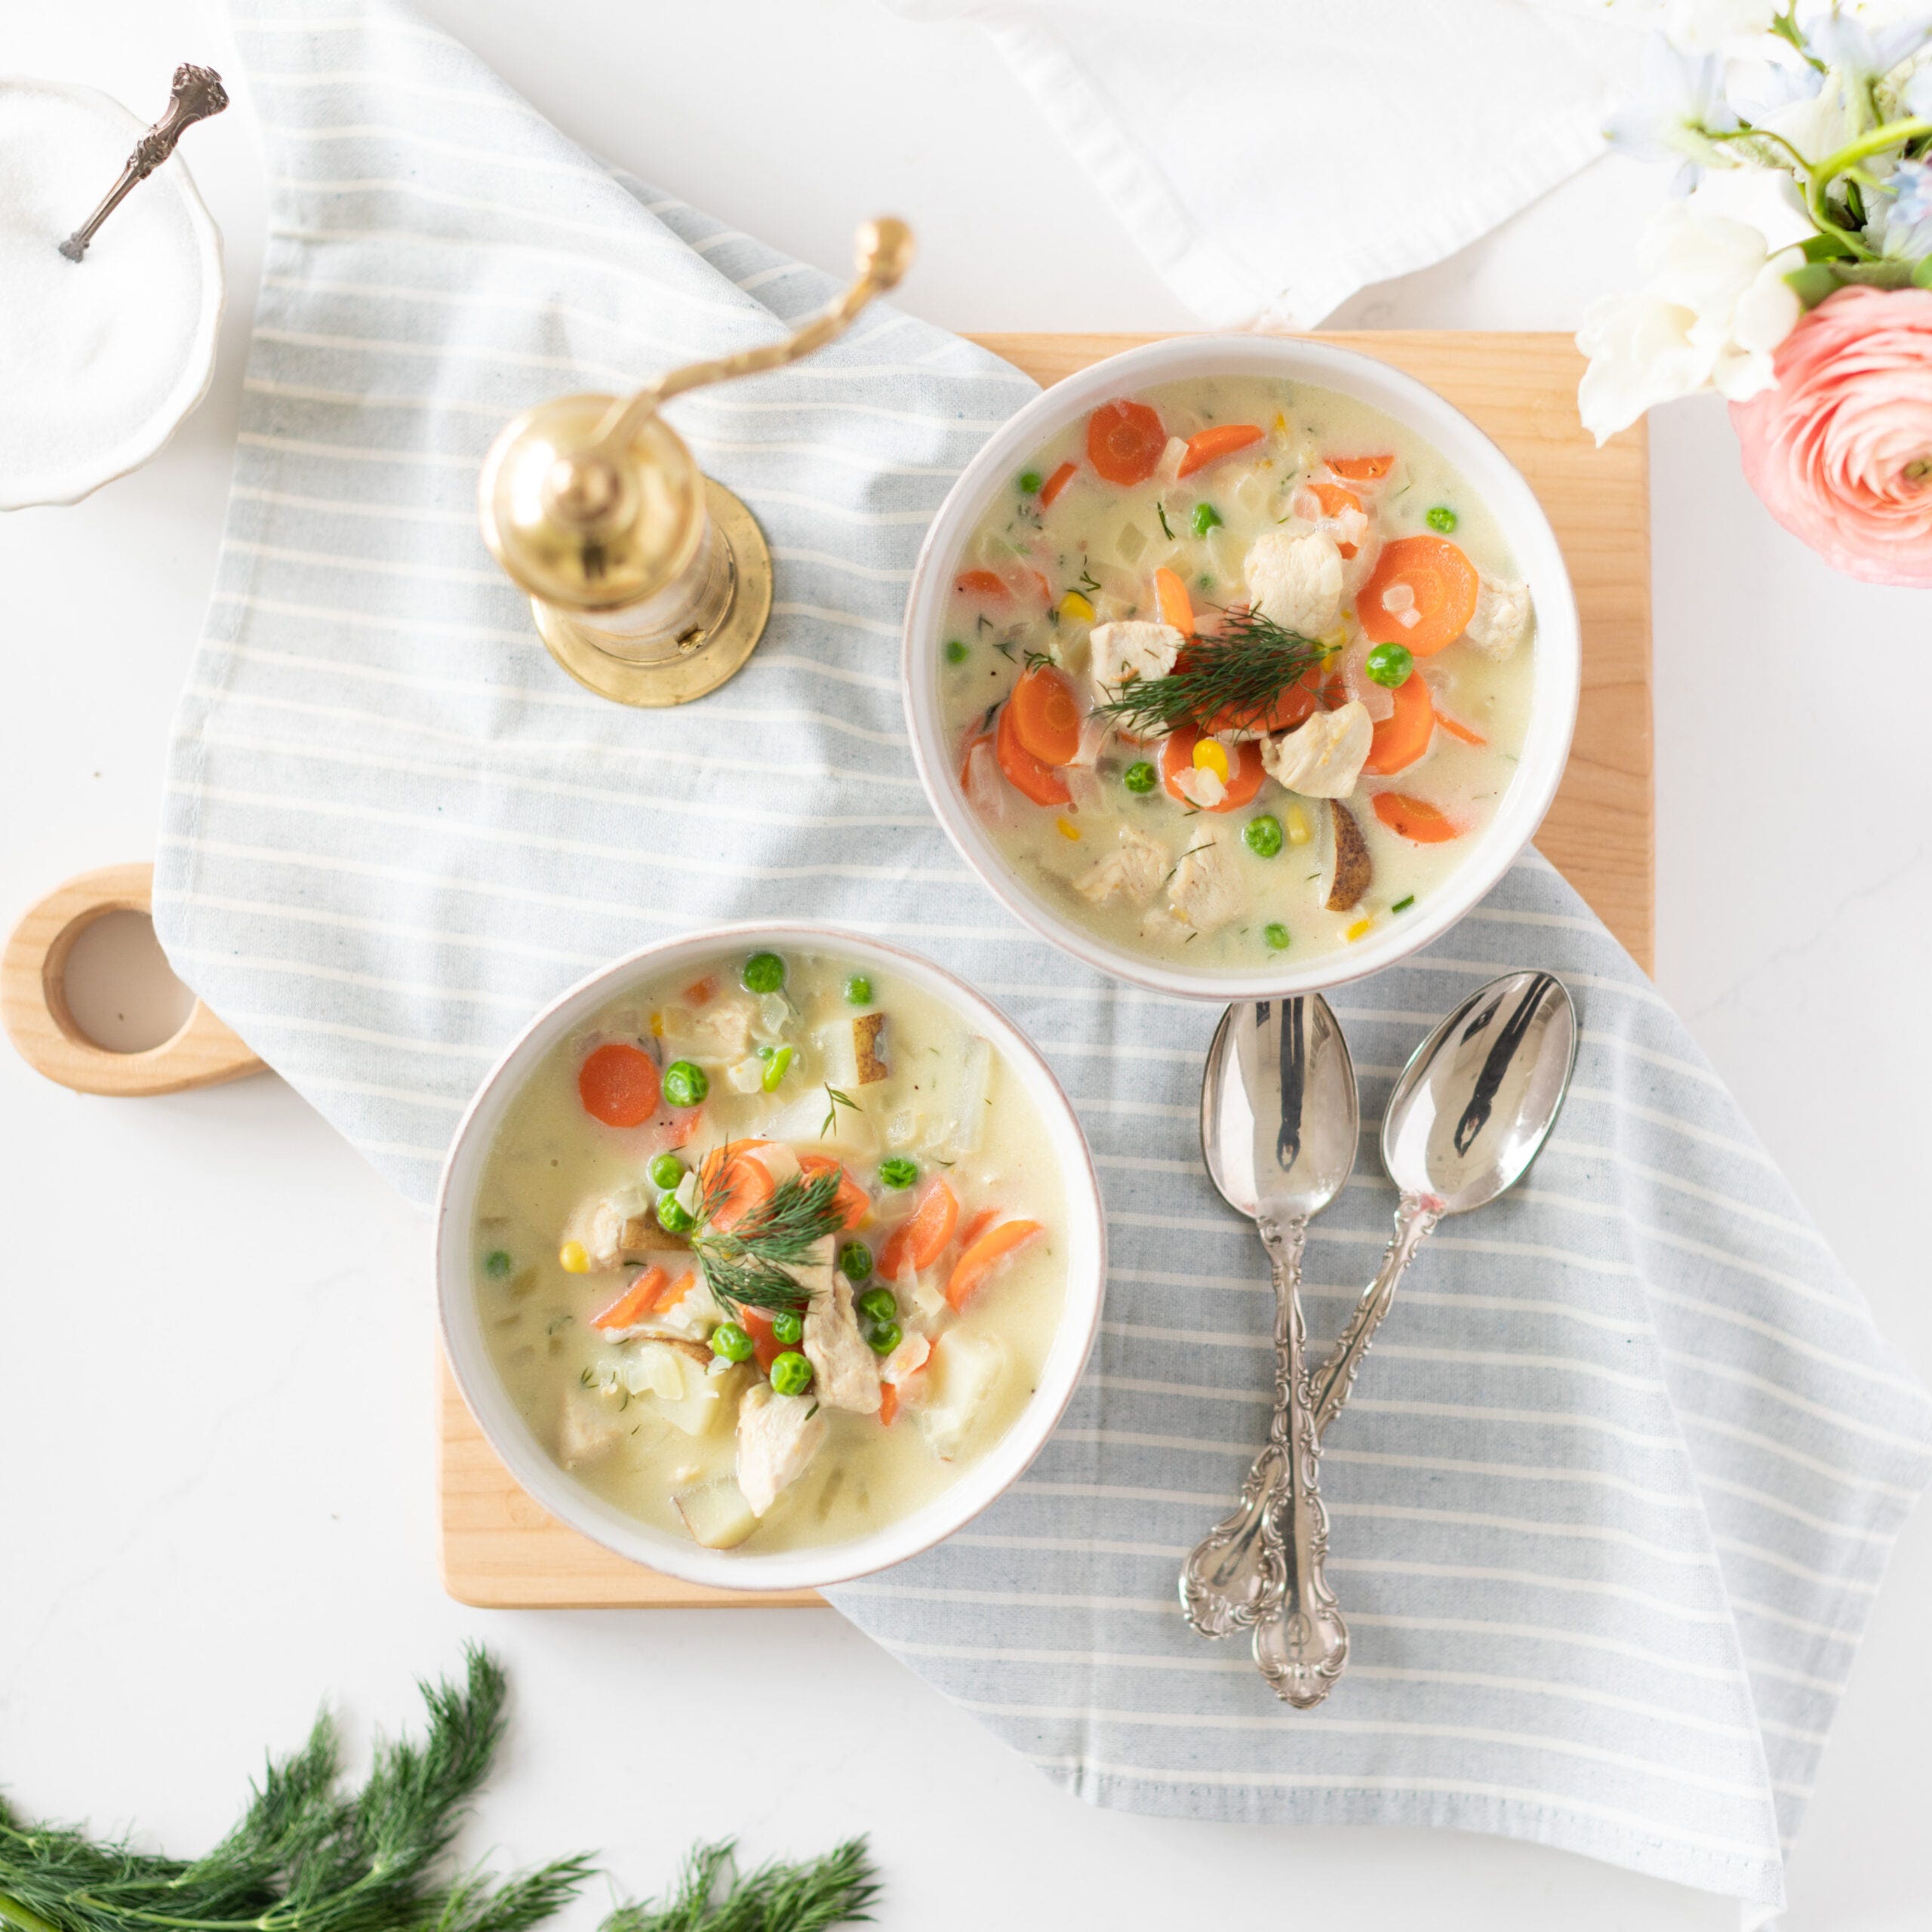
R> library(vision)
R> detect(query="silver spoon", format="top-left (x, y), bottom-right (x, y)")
top-left (1309, 970), bottom-right (1578, 1436)
top-left (1181, 994), bottom-right (1358, 1707)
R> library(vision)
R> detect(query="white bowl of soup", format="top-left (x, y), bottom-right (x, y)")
top-left (435, 926), bottom-right (1105, 1593)
top-left (902, 335), bottom-right (1580, 998)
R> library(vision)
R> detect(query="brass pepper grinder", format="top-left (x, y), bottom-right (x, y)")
top-left (478, 217), bottom-right (913, 706)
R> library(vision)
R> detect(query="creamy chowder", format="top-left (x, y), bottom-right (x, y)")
top-left (471, 947), bottom-right (1067, 1555)
top-left (937, 374), bottom-right (1537, 971)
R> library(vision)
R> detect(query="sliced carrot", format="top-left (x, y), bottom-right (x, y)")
top-left (577, 1042), bottom-right (660, 1128)
top-left (1159, 724), bottom-right (1264, 812)
top-left (1177, 423), bottom-right (1264, 478)
top-left (1308, 481), bottom-right (1363, 559)
top-left (681, 975), bottom-right (716, 1007)
top-left (697, 1140), bottom-right (777, 1230)
top-left (958, 726), bottom-right (993, 789)
top-left (878, 1179), bottom-right (959, 1281)
top-left (1009, 663), bottom-right (1082, 766)
top-left (877, 1380), bottom-right (900, 1426)
top-left (947, 1218), bottom-right (1044, 1309)
top-left (1372, 792), bottom-right (1462, 843)
top-left (1039, 460), bottom-right (1078, 508)
top-left (797, 1152), bottom-right (872, 1231)
top-left (659, 1270), bottom-right (697, 1311)
top-left (661, 1106), bottom-right (704, 1149)
top-left (1364, 670), bottom-right (1435, 775)
top-left (1195, 652), bottom-right (1322, 737)
top-left (1436, 711), bottom-right (1488, 748)
top-left (1087, 398), bottom-right (1166, 486)
top-left (994, 697), bottom-right (1072, 807)
top-left (739, 1307), bottom-right (791, 1373)
top-left (1154, 566), bottom-right (1195, 635)
top-left (592, 1266), bottom-right (669, 1334)
top-left (1022, 566), bottom-right (1052, 606)
top-left (957, 1204), bottom-right (1001, 1250)
top-left (1329, 453), bottom-right (1395, 481)
top-left (955, 568), bottom-right (1008, 600)
top-left (1358, 535), bottom-right (1479, 656)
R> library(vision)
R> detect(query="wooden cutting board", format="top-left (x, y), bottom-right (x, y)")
top-left (438, 328), bottom-right (1653, 1611)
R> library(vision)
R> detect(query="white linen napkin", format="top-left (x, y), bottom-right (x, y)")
top-left (155, 4), bottom-right (1930, 1918)
top-left (884, 0), bottom-right (1644, 325)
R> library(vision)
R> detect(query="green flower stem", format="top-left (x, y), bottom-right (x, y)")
top-left (1811, 115), bottom-right (1932, 186)
top-left (0, 1895), bottom-right (63, 1932)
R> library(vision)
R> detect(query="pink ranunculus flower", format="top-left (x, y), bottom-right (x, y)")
top-left (1730, 285), bottom-right (1932, 587)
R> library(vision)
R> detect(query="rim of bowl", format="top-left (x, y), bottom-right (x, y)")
top-left (0, 76), bottom-right (226, 512)
top-left (434, 921), bottom-right (1108, 1595)
top-left (901, 333), bottom-right (1581, 1001)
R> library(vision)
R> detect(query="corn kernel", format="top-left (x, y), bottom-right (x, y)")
top-left (1060, 590), bottom-right (1096, 624)
top-left (1286, 804), bottom-right (1311, 846)
top-left (648, 1011), bottom-right (664, 1038)
top-left (1055, 815), bottom-right (1081, 841)
top-left (1272, 411), bottom-right (1288, 436)
top-left (1345, 918), bottom-right (1373, 943)
top-left (1192, 737), bottom-right (1231, 782)
top-left (559, 1240), bottom-right (590, 1274)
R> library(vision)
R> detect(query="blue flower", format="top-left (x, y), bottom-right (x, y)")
top-left (1876, 155), bottom-right (1932, 258)
top-left (1803, 7), bottom-right (1932, 91)
top-left (1604, 35), bottom-right (1740, 188)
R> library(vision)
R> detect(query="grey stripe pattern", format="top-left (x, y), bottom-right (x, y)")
top-left (155, 2), bottom-right (1930, 1912)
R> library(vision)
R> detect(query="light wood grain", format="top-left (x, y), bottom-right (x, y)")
top-left (440, 328), bottom-right (1654, 1612)
top-left (1, 863), bottom-right (266, 1097)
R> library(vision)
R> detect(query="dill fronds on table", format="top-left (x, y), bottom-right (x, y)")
top-left (692, 1159), bottom-right (847, 1318)
top-left (1092, 606), bottom-right (1333, 737)
top-left (0, 1651), bottom-right (878, 1932)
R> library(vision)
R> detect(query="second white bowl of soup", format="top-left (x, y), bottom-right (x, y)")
top-left (437, 928), bottom-right (1105, 1593)
top-left (902, 335), bottom-right (1580, 998)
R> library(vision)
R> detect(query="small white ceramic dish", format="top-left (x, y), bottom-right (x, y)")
top-left (435, 923), bottom-right (1107, 1594)
top-left (0, 76), bottom-right (224, 511)
top-left (900, 334), bottom-right (1581, 1001)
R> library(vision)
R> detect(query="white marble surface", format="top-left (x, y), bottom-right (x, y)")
top-left (2, 5), bottom-right (1927, 1929)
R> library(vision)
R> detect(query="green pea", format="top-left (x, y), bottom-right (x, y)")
top-left (1264, 922), bottom-right (1291, 952)
top-left (1244, 814), bottom-right (1284, 859)
top-left (1392, 894), bottom-right (1417, 914)
top-left (1426, 505), bottom-right (1458, 533)
top-left (1018, 470), bottom-right (1043, 494)
top-left (856, 1287), bottom-right (899, 1324)
top-left (711, 1321), bottom-right (754, 1364)
top-left (661, 1059), bottom-right (708, 1107)
top-left (1196, 573), bottom-right (1213, 591)
top-left (1123, 761), bottom-right (1157, 795)
top-left (844, 974), bottom-right (872, 1006)
top-left (1364, 642), bottom-right (1414, 689)
top-left (945, 639), bottom-right (969, 664)
top-left (867, 1320), bottom-right (903, 1357)
top-left (647, 1152), bottom-right (684, 1190)
top-left (838, 1241), bottom-right (873, 1282)
top-left (482, 1249), bottom-right (512, 1279)
top-left (878, 1156), bottom-right (918, 1189)
top-left (656, 1190), bottom-right (697, 1235)
top-left (761, 1044), bottom-right (795, 1094)
top-left (1191, 502), bottom-right (1221, 536)
top-left (770, 1350), bottom-right (814, 1396)
top-left (741, 951), bottom-right (786, 995)
top-left (772, 1309), bottom-right (804, 1346)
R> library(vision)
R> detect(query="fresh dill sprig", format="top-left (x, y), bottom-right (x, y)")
top-left (820, 1085), bottom-right (858, 1139)
top-left (602, 1838), bottom-right (879, 1932)
top-left (0, 1652), bottom-right (882, 1932)
top-left (0, 1650), bottom-right (592, 1932)
top-left (1092, 605), bottom-right (1333, 738)
top-left (691, 1157), bottom-right (846, 1317)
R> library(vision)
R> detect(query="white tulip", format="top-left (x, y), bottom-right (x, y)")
top-left (1575, 200), bottom-right (1803, 443)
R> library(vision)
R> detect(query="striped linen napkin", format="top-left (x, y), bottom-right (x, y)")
top-left (157, 2), bottom-right (1931, 1915)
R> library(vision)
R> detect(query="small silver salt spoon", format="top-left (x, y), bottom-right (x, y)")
top-left (60, 63), bottom-right (228, 262)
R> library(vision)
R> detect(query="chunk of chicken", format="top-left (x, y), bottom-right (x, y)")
top-left (801, 1235), bottom-right (881, 1414)
top-left (691, 996), bottom-right (757, 1062)
top-left (1463, 575), bottom-right (1534, 660)
top-left (735, 1383), bottom-right (827, 1516)
top-left (1244, 529), bottom-right (1343, 637)
top-left (1168, 835), bottom-right (1245, 934)
top-left (1260, 700), bottom-right (1374, 799)
top-left (562, 1187), bottom-right (653, 1272)
top-left (556, 1392), bottom-right (623, 1469)
top-left (1074, 824), bottom-right (1171, 908)
top-left (1088, 619), bottom-right (1183, 697)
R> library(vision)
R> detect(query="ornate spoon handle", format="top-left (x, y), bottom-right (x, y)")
top-left (1180, 1217), bottom-right (1348, 1707)
top-left (60, 65), bottom-right (229, 262)
top-left (1308, 1192), bottom-right (1440, 1438)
